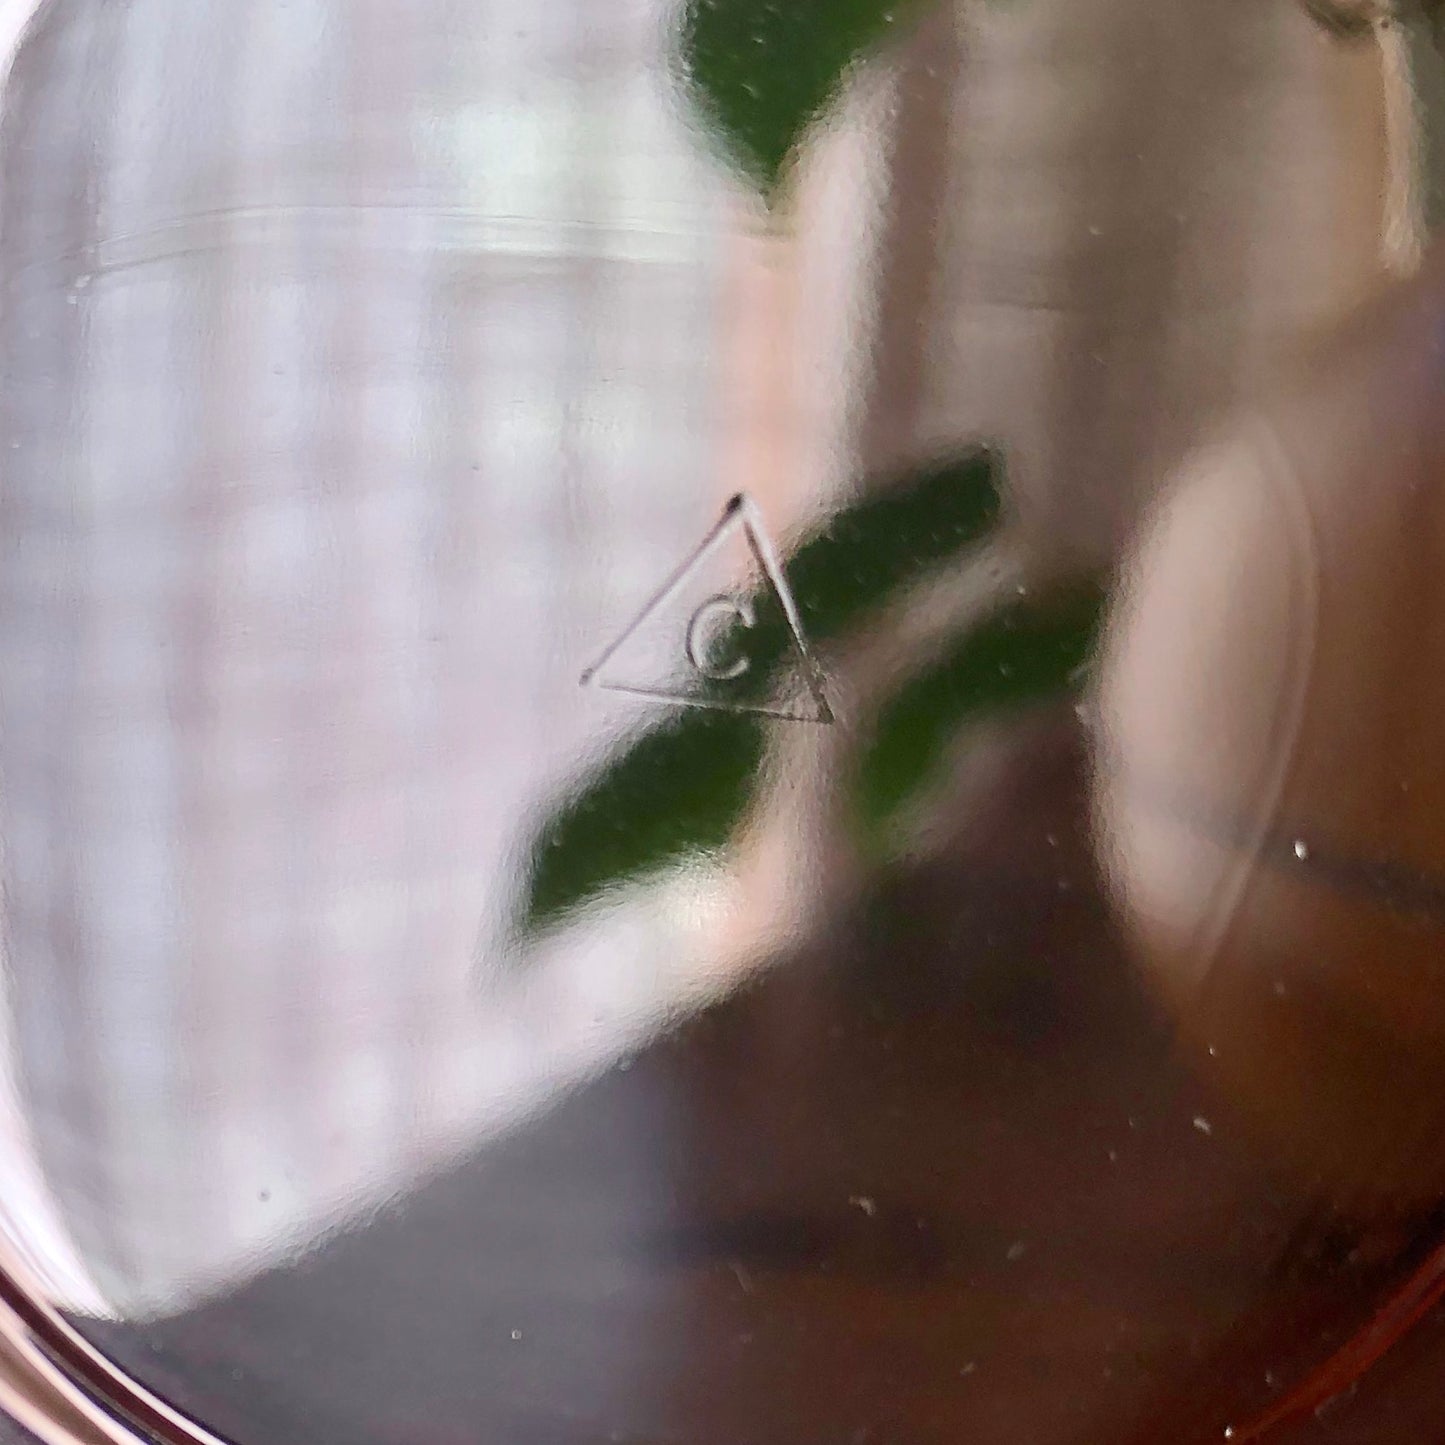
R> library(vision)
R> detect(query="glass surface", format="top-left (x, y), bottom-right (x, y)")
top-left (0, 0), bottom-right (1444, 1442)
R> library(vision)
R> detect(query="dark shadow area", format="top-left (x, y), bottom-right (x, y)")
top-left (75, 713), bottom-right (1428, 1445)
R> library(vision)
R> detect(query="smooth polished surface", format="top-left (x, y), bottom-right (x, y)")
top-left (0, 0), bottom-right (1443, 1442)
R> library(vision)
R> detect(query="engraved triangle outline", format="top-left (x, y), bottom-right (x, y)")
top-left (580, 492), bottom-right (834, 725)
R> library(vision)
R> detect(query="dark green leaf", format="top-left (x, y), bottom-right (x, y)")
top-left (855, 581), bottom-right (1107, 853)
top-left (678, 0), bottom-right (931, 198)
top-left (1299, 0), bottom-right (1377, 39)
top-left (524, 710), bottom-right (765, 933)
top-left (518, 447), bottom-right (1002, 934)
top-left (780, 446), bottom-right (1003, 636)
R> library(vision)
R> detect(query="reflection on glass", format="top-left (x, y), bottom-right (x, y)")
top-left (0, 0), bottom-right (1442, 1442)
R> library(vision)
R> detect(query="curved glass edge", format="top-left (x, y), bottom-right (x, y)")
top-left (0, 1242), bottom-right (221, 1445)
top-left (0, 9), bottom-right (212, 1443)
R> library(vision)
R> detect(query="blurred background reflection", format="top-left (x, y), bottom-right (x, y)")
top-left (0, 0), bottom-right (887, 1315)
top-left (0, 0), bottom-right (1432, 1441)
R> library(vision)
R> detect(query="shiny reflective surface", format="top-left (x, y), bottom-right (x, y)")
top-left (0, 0), bottom-right (1444, 1440)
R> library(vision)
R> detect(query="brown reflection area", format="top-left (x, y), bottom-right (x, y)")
top-left (71, 710), bottom-right (1445, 1445)
top-left (1096, 244), bottom-right (1445, 1224)
top-left (1092, 241), bottom-right (1445, 1441)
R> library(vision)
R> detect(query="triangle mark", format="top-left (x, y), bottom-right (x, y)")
top-left (581, 493), bottom-right (833, 724)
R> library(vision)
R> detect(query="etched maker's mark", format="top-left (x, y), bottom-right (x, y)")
top-left (685, 594), bottom-right (755, 681)
top-left (580, 493), bottom-right (833, 723)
